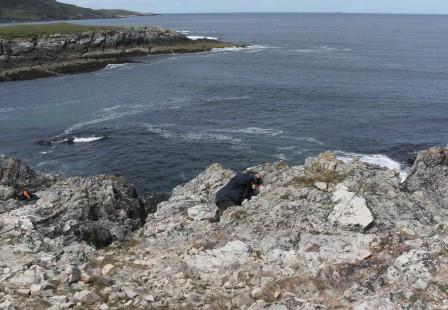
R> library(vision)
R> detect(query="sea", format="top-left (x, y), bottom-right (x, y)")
top-left (1, 13), bottom-right (447, 193)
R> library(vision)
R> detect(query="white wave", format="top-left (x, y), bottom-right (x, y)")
top-left (202, 96), bottom-right (251, 102)
top-left (184, 133), bottom-right (241, 144)
top-left (277, 146), bottom-right (296, 151)
top-left (212, 127), bottom-right (283, 136)
top-left (50, 138), bottom-right (70, 144)
top-left (187, 35), bottom-right (219, 41)
top-left (211, 45), bottom-right (278, 53)
top-left (212, 46), bottom-right (248, 52)
top-left (64, 114), bottom-right (120, 135)
top-left (147, 125), bottom-right (173, 140)
top-left (73, 136), bottom-right (104, 143)
top-left (64, 104), bottom-right (153, 135)
top-left (292, 46), bottom-right (352, 53)
top-left (179, 30), bottom-right (191, 34)
top-left (336, 151), bottom-right (409, 181)
top-left (0, 108), bottom-right (14, 113)
top-left (147, 125), bottom-right (241, 144)
top-left (281, 136), bottom-right (325, 146)
top-left (237, 127), bottom-right (283, 136)
top-left (104, 63), bottom-right (129, 70)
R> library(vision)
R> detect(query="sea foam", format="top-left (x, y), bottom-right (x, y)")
top-left (336, 151), bottom-right (409, 181)
top-left (147, 125), bottom-right (241, 144)
top-left (72, 136), bottom-right (104, 143)
top-left (187, 36), bottom-right (219, 41)
top-left (212, 45), bottom-right (278, 53)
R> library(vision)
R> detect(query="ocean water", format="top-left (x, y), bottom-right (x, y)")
top-left (1, 13), bottom-right (447, 192)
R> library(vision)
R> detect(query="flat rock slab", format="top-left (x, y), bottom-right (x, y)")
top-left (185, 240), bottom-right (251, 275)
top-left (328, 184), bottom-right (373, 230)
top-left (74, 290), bottom-right (100, 305)
top-left (187, 203), bottom-right (218, 221)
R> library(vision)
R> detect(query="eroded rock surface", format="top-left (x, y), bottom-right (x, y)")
top-left (1, 148), bottom-right (448, 309)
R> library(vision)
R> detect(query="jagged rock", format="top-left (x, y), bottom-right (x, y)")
top-left (74, 290), bottom-right (100, 305)
top-left (354, 297), bottom-right (397, 310)
top-left (386, 249), bottom-right (432, 287)
top-left (124, 287), bottom-right (138, 299)
top-left (187, 203), bottom-right (218, 221)
top-left (0, 300), bottom-right (12, 310)
top-left (140, 192), bottom-right (170, 214)
top-left (2, 148), bottom-right (448, 309)
top-left (0, 185), bottom-right (15, 200)
top-left (0, 27), bottom-right (235, 82)
top-left (101, 264), bottom-right (114, 276)
top-left (9, 41), bottom-right (35, 56)
top-left (16, 289), bottom-right (30, 296)
top-left (29, 284), bottom-right (42, 296)
top-left (9, 267), bottom-right (44, 286)
top-left (49, 296), bottom-right (68, 305)
top-left (328, 184), bottom-right (374, 230)
top-left (405, 147), bottom-right (448, 205)
top-left (0, 155), bottom-right (146, 249)
top-left (171, 163), bottom-right (233, 203)
top-left (63, 265), bottom-right (81, 284)
top-left (0, 156), bottom-right (55, 193)
top-left (186, 240), bottom-right (251, 276)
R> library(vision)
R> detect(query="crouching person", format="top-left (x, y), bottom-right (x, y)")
top-left (214, 171), bottom-right (263, 221)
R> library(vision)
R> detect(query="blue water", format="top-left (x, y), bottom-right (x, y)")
top-left (1, 14), bottom-right (447, 192)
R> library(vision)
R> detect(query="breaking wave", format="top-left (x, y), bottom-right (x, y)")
top-left (187, 35), bottom-right (219, 41)
top-left (212, 45), bottom-right (278, 53)
top-left (335, 151), bottom-right (409, 181)
top-left (292, 46), bottom-right (352, 53)
top-left (73, 136), bottom-right (104, 143)
top-left (103, 64), bottom-right (129, 70)
top-left (39, 136), bottom-right (105, 145)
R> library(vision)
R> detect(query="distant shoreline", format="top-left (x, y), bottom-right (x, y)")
top-left (0, 14), bottom-right (160, 25)
top-left (0, 23), bottom-right (243, 82)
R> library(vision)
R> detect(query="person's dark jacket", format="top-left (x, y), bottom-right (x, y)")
top-left (215, 172), bottom-right (259, 206)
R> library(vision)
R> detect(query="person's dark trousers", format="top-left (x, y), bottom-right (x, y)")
top-left (215, 200), bottom-right (235, 221)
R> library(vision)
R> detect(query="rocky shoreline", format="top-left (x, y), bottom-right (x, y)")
top-left (1, 147), bottom-right (448, 309)
top-left (0, 26), bottom-right (240, 81)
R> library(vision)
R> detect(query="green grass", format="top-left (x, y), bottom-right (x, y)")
top-left (0, 22), bottom-right (120, 39)
top-left (0, 0), bottom-right (150, 23)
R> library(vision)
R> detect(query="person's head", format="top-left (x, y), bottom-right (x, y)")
top-left (247, 170), bottom-right (263, 189)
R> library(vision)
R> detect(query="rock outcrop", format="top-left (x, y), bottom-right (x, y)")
top-left (0, 156), bottom-right (148, 249)
top-left (1, 147), bottom-right (448, 309)
top-left (0, 26), bottom-right (239, 81)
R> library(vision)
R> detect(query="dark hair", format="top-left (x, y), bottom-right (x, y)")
top-left (247, 170), bottom-right (263, 185)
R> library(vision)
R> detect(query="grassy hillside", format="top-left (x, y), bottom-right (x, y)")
top-left (0, 0), bottom-right (153, 22)
top-left (0, 22), bottom-right (120, 39)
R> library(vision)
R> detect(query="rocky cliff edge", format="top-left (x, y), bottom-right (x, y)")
top-left (0, 147), bottom-right (447, 309)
